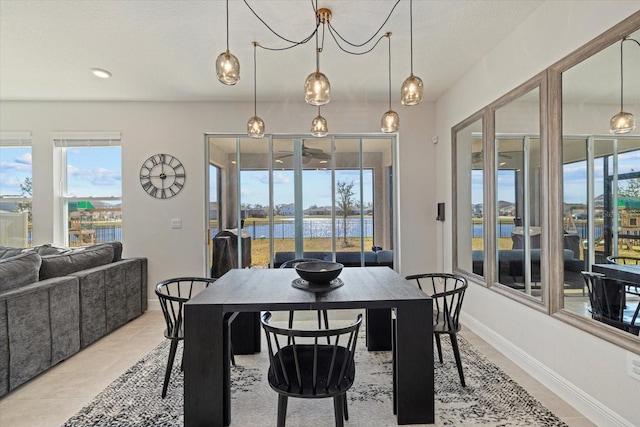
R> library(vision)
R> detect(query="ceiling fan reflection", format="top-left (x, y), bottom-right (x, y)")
top-left (277, 142), bottom-right (331, 164)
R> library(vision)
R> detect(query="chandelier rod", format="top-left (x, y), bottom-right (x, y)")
top-left (225, 0), bottom-right (230, 50)
top-left (388, 33), bottom-right (392, 110)
top-left (409, 0), bottom-right (414, 74)
top-left (620, 37), bottom-right (640, 111)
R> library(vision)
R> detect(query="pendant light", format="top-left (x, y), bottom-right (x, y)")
top-left (311, 106), bottom-right (328, 137)
top-left (304, 8), bottom-right (331, 106)
top-left (400, 0), bottom-right (423, 106)
top-left (610, 37), bottom-right (638, 134)
top-left (216, 0), bottom-right (240, 85)
top-left (382, 32), bottom-right (399, 133)
top-left (247, 42), bottom-right (265, 138)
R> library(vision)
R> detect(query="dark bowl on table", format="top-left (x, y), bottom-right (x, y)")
top-left (295, 261), bottom-right (343, 284)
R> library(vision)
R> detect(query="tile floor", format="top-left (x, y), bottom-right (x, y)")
top-left (0, 310), bottom-right (595, 427)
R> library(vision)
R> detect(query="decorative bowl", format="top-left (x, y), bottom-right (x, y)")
top-left (295, 261), bottom-right (343, 284)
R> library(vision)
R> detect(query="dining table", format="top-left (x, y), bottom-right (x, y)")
top-left (184, 267), bottom-right (434, 426)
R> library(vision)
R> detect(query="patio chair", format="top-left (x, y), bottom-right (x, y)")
top-left (260, 311), bottom-right (362, 427)
top-left (155, 277), bottom-right (236, 398)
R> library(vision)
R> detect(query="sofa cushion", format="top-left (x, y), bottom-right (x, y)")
top-left (0, 246), bottom-right (34, 260)
top-left (33, 244), bottom-right (72, 256)
top-left (0, 252), bottom-right (42, 292)
top-left (39, 244), bottom-right (114, 280)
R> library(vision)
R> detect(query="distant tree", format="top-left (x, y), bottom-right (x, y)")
top-left (16, 177), bottom-right (32, 222)
top-left (336, 180), bottom-right (355, 247)
top-left (619, 177), bottom-right (640, 198)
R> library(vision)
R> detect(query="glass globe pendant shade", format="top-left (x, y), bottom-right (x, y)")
top-left (304, 71), bottom-right (331, 106)
top-left (609, 111), bottom-right (636, 134)
top-left (400, 73), bottom-right (424, 106)
top-left (311, 114), bottom-right (328, 137)
top-left (381, 110), bottom-right (399, 133)
top-left (247, 116), bottom-right (265, 138)
top-left (216, 50), bottom-right (240, 85)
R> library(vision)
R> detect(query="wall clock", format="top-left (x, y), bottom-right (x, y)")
top-left (139, 153), bottom-right (186, 199)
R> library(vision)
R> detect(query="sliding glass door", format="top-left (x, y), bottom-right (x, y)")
top-left (207, 134), bottom-right (395, 273)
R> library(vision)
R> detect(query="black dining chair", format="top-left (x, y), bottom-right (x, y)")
top-left (606, 256), bottom-right (640, 265)
top-left (580, 271), bottom-right (639, 335)
top-left (405, 273), bottom-right (468, 386)
top-left (155, 277), bottom-right (236, 398)
top-left (280, 258), bottom-right (329, 330)
top-left (260, 311), bottom-right (362, 427)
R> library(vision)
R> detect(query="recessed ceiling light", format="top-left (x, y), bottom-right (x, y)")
top-left (90, 68), bottom-right (112, 78)
top-left (275, 159), bottom-right (283, 163)
top-left (319, 160), bottom-right (328, 164)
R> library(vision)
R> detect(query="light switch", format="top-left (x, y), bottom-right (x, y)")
top-left (171, 218), bottom-right (182, 229)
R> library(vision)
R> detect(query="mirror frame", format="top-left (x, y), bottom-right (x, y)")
top-left (548, 12), bottom-right (640, 354)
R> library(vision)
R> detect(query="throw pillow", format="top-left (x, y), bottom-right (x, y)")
top-left (0, 251), bottom-right (42, 292)
top-left (0, 246), bottom-right (33, 259)
top-left (34, 244), bottom-right (73, 256)
top-left (39, 244), bottom-right (114, 280)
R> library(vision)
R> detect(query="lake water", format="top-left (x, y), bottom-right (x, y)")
top-left (212, 218), bottom-right (374, 239)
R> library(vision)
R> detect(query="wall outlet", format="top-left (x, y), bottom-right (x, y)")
top-left (627, 352), bottom-right (640, 382)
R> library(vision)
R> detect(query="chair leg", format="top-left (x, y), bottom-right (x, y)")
top-left (277, 395), bottom-right (288, 427)
top-left (162, 339), bottom-right (179, 398)
top-left (434, 334), bottom-right (443, 363)
top-left (450, 333), bottom-right (466, 387)
top-left (333, 395), bottom-right (345, 427)
top-left (343, 392), bottom-right (349, 420)
top-left (230, 340), bottom-right (236, 366)
top-left (322, 310), bottom-right (330, 329)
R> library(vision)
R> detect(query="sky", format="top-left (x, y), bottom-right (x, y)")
top-left (210, 167), bottom-right (373, 208)
top-left (471, 149), bottom-right (640, 205)
top-left (0, 146), bottom-right (121, 198)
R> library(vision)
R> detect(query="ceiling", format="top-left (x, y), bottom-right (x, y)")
top-left (0, 0), bottom-right (546, 103)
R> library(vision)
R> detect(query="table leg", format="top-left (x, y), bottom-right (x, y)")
top-left (395, 299), bottom-right (434, 425)
top-left (366, 308), bottom-right (392, 350)
top-left (185, 304), bottom-right (227, 427)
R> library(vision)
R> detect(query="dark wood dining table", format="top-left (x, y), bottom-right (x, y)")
top-left (184, 267), bottom-right (434, 426)
top-left (593, 263), bottom-right (640, 285)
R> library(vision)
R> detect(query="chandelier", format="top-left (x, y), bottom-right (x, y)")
top-left (217, 0), bottom-right (424, 138)
top-left (609, 36), bottom-right (639, 135)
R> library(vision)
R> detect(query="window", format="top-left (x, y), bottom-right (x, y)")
top-left (54, 133), bottom-right (122, 247)
top-left (0, 133), bottom-right (33, 247)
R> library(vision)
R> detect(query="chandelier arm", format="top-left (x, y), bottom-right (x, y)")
top-left (327, 26), bottom-right (387, 56)
top-left (243, 0), bottom-right (317, 46)
top-left (327, 0), bottom-right (401, 48)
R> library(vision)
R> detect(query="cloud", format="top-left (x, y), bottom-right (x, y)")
top-left (67, 165), bottom-right (121, 187)
top-left (273, 172), bottom-right (291, 184)
top-left (15, 153), bottom-right (32, 165)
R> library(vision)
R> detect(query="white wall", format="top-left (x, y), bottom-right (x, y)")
top-left (435, 2), bottom-right (640, 425)
top-left (0, 98), bottom-right (437, 301)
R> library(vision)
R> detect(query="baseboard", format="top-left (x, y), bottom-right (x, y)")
top-left (461, 312), bottom-right (634, 427)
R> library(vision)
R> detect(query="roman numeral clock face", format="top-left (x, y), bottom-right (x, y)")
top-left (139, 154), bottom-right (186, 199)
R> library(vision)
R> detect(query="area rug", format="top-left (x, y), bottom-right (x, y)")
top-left (62, 333), bottom-right (567, 427)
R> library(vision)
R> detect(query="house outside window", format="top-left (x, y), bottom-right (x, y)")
top-left (0, 132), bottom-right (33, 247)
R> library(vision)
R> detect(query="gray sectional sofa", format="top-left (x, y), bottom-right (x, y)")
top-left (0, 243), bottom-right (147, 397)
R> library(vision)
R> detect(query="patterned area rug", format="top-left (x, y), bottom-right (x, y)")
top-left (62, 332), bottom-right (567, 427)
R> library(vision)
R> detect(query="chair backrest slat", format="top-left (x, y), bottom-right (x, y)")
top-left (155, 277), bottom-right (216, 340)
top-left (260, 311), bottom-right (362, 398)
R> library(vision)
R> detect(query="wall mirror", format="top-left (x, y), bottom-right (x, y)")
top-left (555, 23), bottom-right (640, 348)
top-left (452, 113), bottom-right (486, 282)
top-left (492, 83), bottom-right (544, 302)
